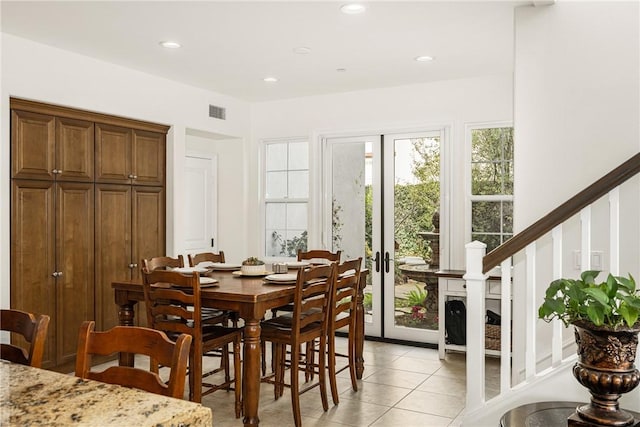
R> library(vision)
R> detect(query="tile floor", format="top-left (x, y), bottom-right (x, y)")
top-left (197, 337), bottom-right (501, 427)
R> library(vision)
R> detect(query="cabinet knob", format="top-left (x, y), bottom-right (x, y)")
top-left (52, 169), bottom-right (59, 174)
top-left (128, 174), bottom-right (138, 179)
top-left (128, 263), bottom-right (135, 269)
top-left (52, 272), bottom-right (58, 277)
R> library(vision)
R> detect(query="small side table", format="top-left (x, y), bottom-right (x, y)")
top-left (500, 401), bottom-right (640, 427)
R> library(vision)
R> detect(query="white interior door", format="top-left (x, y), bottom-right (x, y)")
top-left (183, 154), bottom-right (218, 255)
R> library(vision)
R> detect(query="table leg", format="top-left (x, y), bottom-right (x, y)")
top-left (116, 300), bottom-right (136, 366)
top-left (242, 318), bottom-right (261, 427)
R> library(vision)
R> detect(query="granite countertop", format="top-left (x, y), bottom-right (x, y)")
top-left (0, 360), bottom-right (212, 426)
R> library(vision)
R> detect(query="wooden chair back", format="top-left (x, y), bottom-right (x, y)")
top-left (143, 255), bottom-right (184, 271)
top-left (297, 249), bottom-right (342, 264)
top-left (188, 251), bottom-right (225, 267)
top-left (332, 258), bottom-right (363, 331)
top-left (141, 269), bottom-right (202, 337)
top-left (292, 264), bottom-right (336, 333)
top-left (0, 309), bottom-right (50, 368)
top-left (75, 320), bottom-right (192, 399)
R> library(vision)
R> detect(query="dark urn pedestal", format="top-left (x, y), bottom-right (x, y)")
top-left (569, 321), bottom-right (640, 427)
top-left (501, 402), bottom-right (640, 427)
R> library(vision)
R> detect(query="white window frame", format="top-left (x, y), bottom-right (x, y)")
top-left (259, 137), bottom-right (309, 262)
top-left (465, 121), bottom-right (514, 251)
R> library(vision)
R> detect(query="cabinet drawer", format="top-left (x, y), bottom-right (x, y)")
top-left (445, 279), bottom-right (467, 292)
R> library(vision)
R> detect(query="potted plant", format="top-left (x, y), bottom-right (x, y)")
top-left (538, 270), bottom-right (640, 426)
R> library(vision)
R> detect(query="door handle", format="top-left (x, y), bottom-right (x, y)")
top-left (384, 252), bottom-right (391, 273)
top-left (373, 251), bottom-right (380, 272)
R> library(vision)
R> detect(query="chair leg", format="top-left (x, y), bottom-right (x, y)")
top-left (290, 343), bottom-right (302, 427)
top-left (233, 338), bottom-right (242, 419)
top-left (223, 345), bottom-right (231, 388)
top-left (348, 327), bottom-right (358, 392)
top-left (188, 349), bottom-right (203, 402)
top-left (328, 332), bottom-right (340, 405)
top-left (318, 335), bottom-right (329, 412)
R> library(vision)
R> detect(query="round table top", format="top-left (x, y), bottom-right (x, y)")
top-left (500, 401), bottom-right (640, 427)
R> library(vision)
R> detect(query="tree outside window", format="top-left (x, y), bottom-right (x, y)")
top-left (470, 126), bottom-right (514, 252)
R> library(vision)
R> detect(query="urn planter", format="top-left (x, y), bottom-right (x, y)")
top-left (571, 320), bottom-right (640, 427)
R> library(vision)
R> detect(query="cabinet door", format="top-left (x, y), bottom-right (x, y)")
top-left (56, 182), bottom-right (94, 365)
top-left (56, 118), bottom-right (94, 182)
top-left (132, 130), bottom-right (165, 186)
top-left (95, 184), bottom-right (132, 331)
top-left (11, 110), bottom-right (55, 180)
top-left (131, 186), bottom-right (165, 282)
top-left (95, 123), bottom-right (132, 183)
top-left (11, 180), bottom-right (56, 368)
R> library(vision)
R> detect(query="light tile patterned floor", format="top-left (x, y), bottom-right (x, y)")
top-left (198, 337), bottom-right (501, 427)
top-left (92, 336), bottom-right (500, 426)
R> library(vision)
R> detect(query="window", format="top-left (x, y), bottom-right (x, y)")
top-left (469, 125), bottom-right (513, 252)
top-left (263, 139), bottom-right (309, 257)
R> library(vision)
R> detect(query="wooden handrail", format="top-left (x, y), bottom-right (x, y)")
top-left (483, 153), bottom-right (640, 273)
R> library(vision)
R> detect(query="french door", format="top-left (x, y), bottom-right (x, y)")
top-left (323, 130), bottom-right (443, 344)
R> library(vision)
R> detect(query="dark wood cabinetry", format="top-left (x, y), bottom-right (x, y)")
top-left (10, 98), bottom-right (168, 372)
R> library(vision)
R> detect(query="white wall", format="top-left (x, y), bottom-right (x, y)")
top-left (249, 74), bottom-right (514, 268)
top-left (0, 34), bottom-right (251, 309)
top-left (514, 2), bottom-right (640, 228)
top-left (512, 0), bottom-right (640, 390)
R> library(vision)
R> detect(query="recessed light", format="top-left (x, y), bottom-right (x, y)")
top-left (336, 68), bottom-right (347, 72)
top-left (159, 41), bottom-right (181, 49)
top-left (415, 55), bottom-right (434, 62)
top-left (263, 77), bottom-right (278, 83)
top-left (293, 46), bottom-right (312, 55)
top-left (340, 3), bottom-right (366, 14)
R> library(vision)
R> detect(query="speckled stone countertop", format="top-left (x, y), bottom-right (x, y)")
top-left (0, 360), bottom-right (213, 426)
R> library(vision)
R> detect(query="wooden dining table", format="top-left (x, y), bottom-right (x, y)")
top-left (112, 268), bottom-right (368, 427)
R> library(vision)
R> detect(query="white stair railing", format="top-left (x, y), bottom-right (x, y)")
top-left (462, 180), bottom-right (636, 424)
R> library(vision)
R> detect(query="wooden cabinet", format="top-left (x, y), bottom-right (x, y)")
top-left (95, 185), bottom-right (164, 331)
top-left (96, 124), bottom-right (165, 186)
top-left (12, 110), bottom-right (94, 182)
top-left (11, 180), bottom-right (94, 369)
top-left (10, 98), bottom-right (168, 372)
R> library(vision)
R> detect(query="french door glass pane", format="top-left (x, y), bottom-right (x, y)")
top-left (392, 136), bottom-right (440, 332)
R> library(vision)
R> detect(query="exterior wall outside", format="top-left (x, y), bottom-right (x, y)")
top-left (0, 34), bottom-right (251, 309)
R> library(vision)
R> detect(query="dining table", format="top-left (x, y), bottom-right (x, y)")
top-left (112, 267), bottom-right (368, 427)
top-left (0, 360), bottom-right (212, 426)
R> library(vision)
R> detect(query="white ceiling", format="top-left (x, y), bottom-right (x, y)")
top-left (1, 1), bottom-right (526, 102)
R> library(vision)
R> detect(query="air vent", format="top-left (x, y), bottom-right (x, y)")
top-left (209, 104), bottom-right (226, 120)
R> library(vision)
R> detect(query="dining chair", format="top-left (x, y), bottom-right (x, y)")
top-left (260, 264), bottom-right (336, 427)
top-left (188, 251), bottom-right (225, 267)
top-left (0, 309), bottom-right (50, 368)
top-left (328, 257), bottom-right (362, 404)
top-left (266, 249), bottom-right (342, 377)
top-left (144, 255), bottom-right (230, 326)
top-left (144, 254), bottom-right (185, 271)
top-left (297, 249), bottom-right (342, 264)
top-left (75, 320), bottom-right (192, 399)
top-left (141, 268), bottom-right (242, 416)
top-left (187, 251), bottom-right (239, 328)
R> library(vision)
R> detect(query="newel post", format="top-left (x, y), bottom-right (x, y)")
top-left (464, 240), bottom-right (488, 412)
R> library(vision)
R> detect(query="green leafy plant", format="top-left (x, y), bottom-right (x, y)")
top-left (242, 257), bottom-right (265, 266)
top-left (538, 270), bottom-right (640, 329)
top-left (406, 285), bottom-right (428, 307)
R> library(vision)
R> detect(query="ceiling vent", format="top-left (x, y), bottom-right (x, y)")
top-left (209, 104), bottom-right (226, 120)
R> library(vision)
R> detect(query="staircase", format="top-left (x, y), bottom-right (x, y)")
top-left (460, 153), bottom-right (640, 426)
